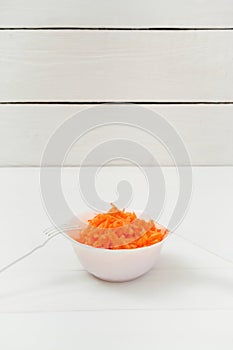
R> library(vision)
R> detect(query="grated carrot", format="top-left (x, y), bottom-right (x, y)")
top-left (74, 204), bottom-right (168, 249)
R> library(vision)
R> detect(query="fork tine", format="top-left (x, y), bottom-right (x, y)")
top-left (44, 224), bottom-right (79, 234)
top-left (44, 224), bottom-right (81, 237)
top-left (45, 229), bottom-right (76, 239)
top-left (44, 227), bottom-right (74, 237)
top-left (44, 224), bottom-right (70, 234)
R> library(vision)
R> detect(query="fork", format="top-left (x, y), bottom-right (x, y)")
top-left (0, 224), bottom-right (81, 274)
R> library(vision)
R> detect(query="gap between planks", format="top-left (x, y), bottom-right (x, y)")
top-left (1, 101), bottom-right (233, 105)
top-left (1, 27), bottom-right (233, 31)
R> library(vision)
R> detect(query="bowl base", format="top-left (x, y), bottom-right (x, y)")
top-left (89, 269), bottom-right (152, 283)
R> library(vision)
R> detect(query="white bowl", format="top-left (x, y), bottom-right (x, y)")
top-left (66, 210), bottom-right (168, 282)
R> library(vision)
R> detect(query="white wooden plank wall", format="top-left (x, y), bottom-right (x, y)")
top-left (1, 31), bottom-right (233, 102)
top-left (0, 1), bottom-right (233, 166)
top-left (0, 105), bottom-right (232, 166)
top-left (1, 0), bottom-right (233, 28)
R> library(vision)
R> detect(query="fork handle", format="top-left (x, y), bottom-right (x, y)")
top-left (0, 233), bottom-right (60, 275)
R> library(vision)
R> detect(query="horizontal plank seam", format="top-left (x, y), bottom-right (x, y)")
top-left (1, 267), bottom-right (230, 271)
top-left (1, 165), bottom-right (233, 168)
top-left (1, 101), bottom-right (233, 105)
top-left (1, 27), bottom-right (233, 31)
top-left (0, 308), bottom-right (233, 314)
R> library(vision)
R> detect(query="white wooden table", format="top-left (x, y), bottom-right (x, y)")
top-left (0, 167), bottom-right (232, 349)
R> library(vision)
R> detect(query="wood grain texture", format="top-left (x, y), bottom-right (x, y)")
top-left (0, 105), bottom-right (232, 166)
top-left (0, 31), bottom-right (233, 102)
top-left (0, 0), bottom-right (233, 28)
top-left (1, 269), bottom-right (233, 312)
top-left (0, 311), bottom-right (232, 350)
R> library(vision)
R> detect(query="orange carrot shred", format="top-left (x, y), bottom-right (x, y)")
top-left (73, 204), bottom-right (168, 249)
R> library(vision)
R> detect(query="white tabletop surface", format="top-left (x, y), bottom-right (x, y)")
top-left (0, 167), bottom-right (232, 349)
